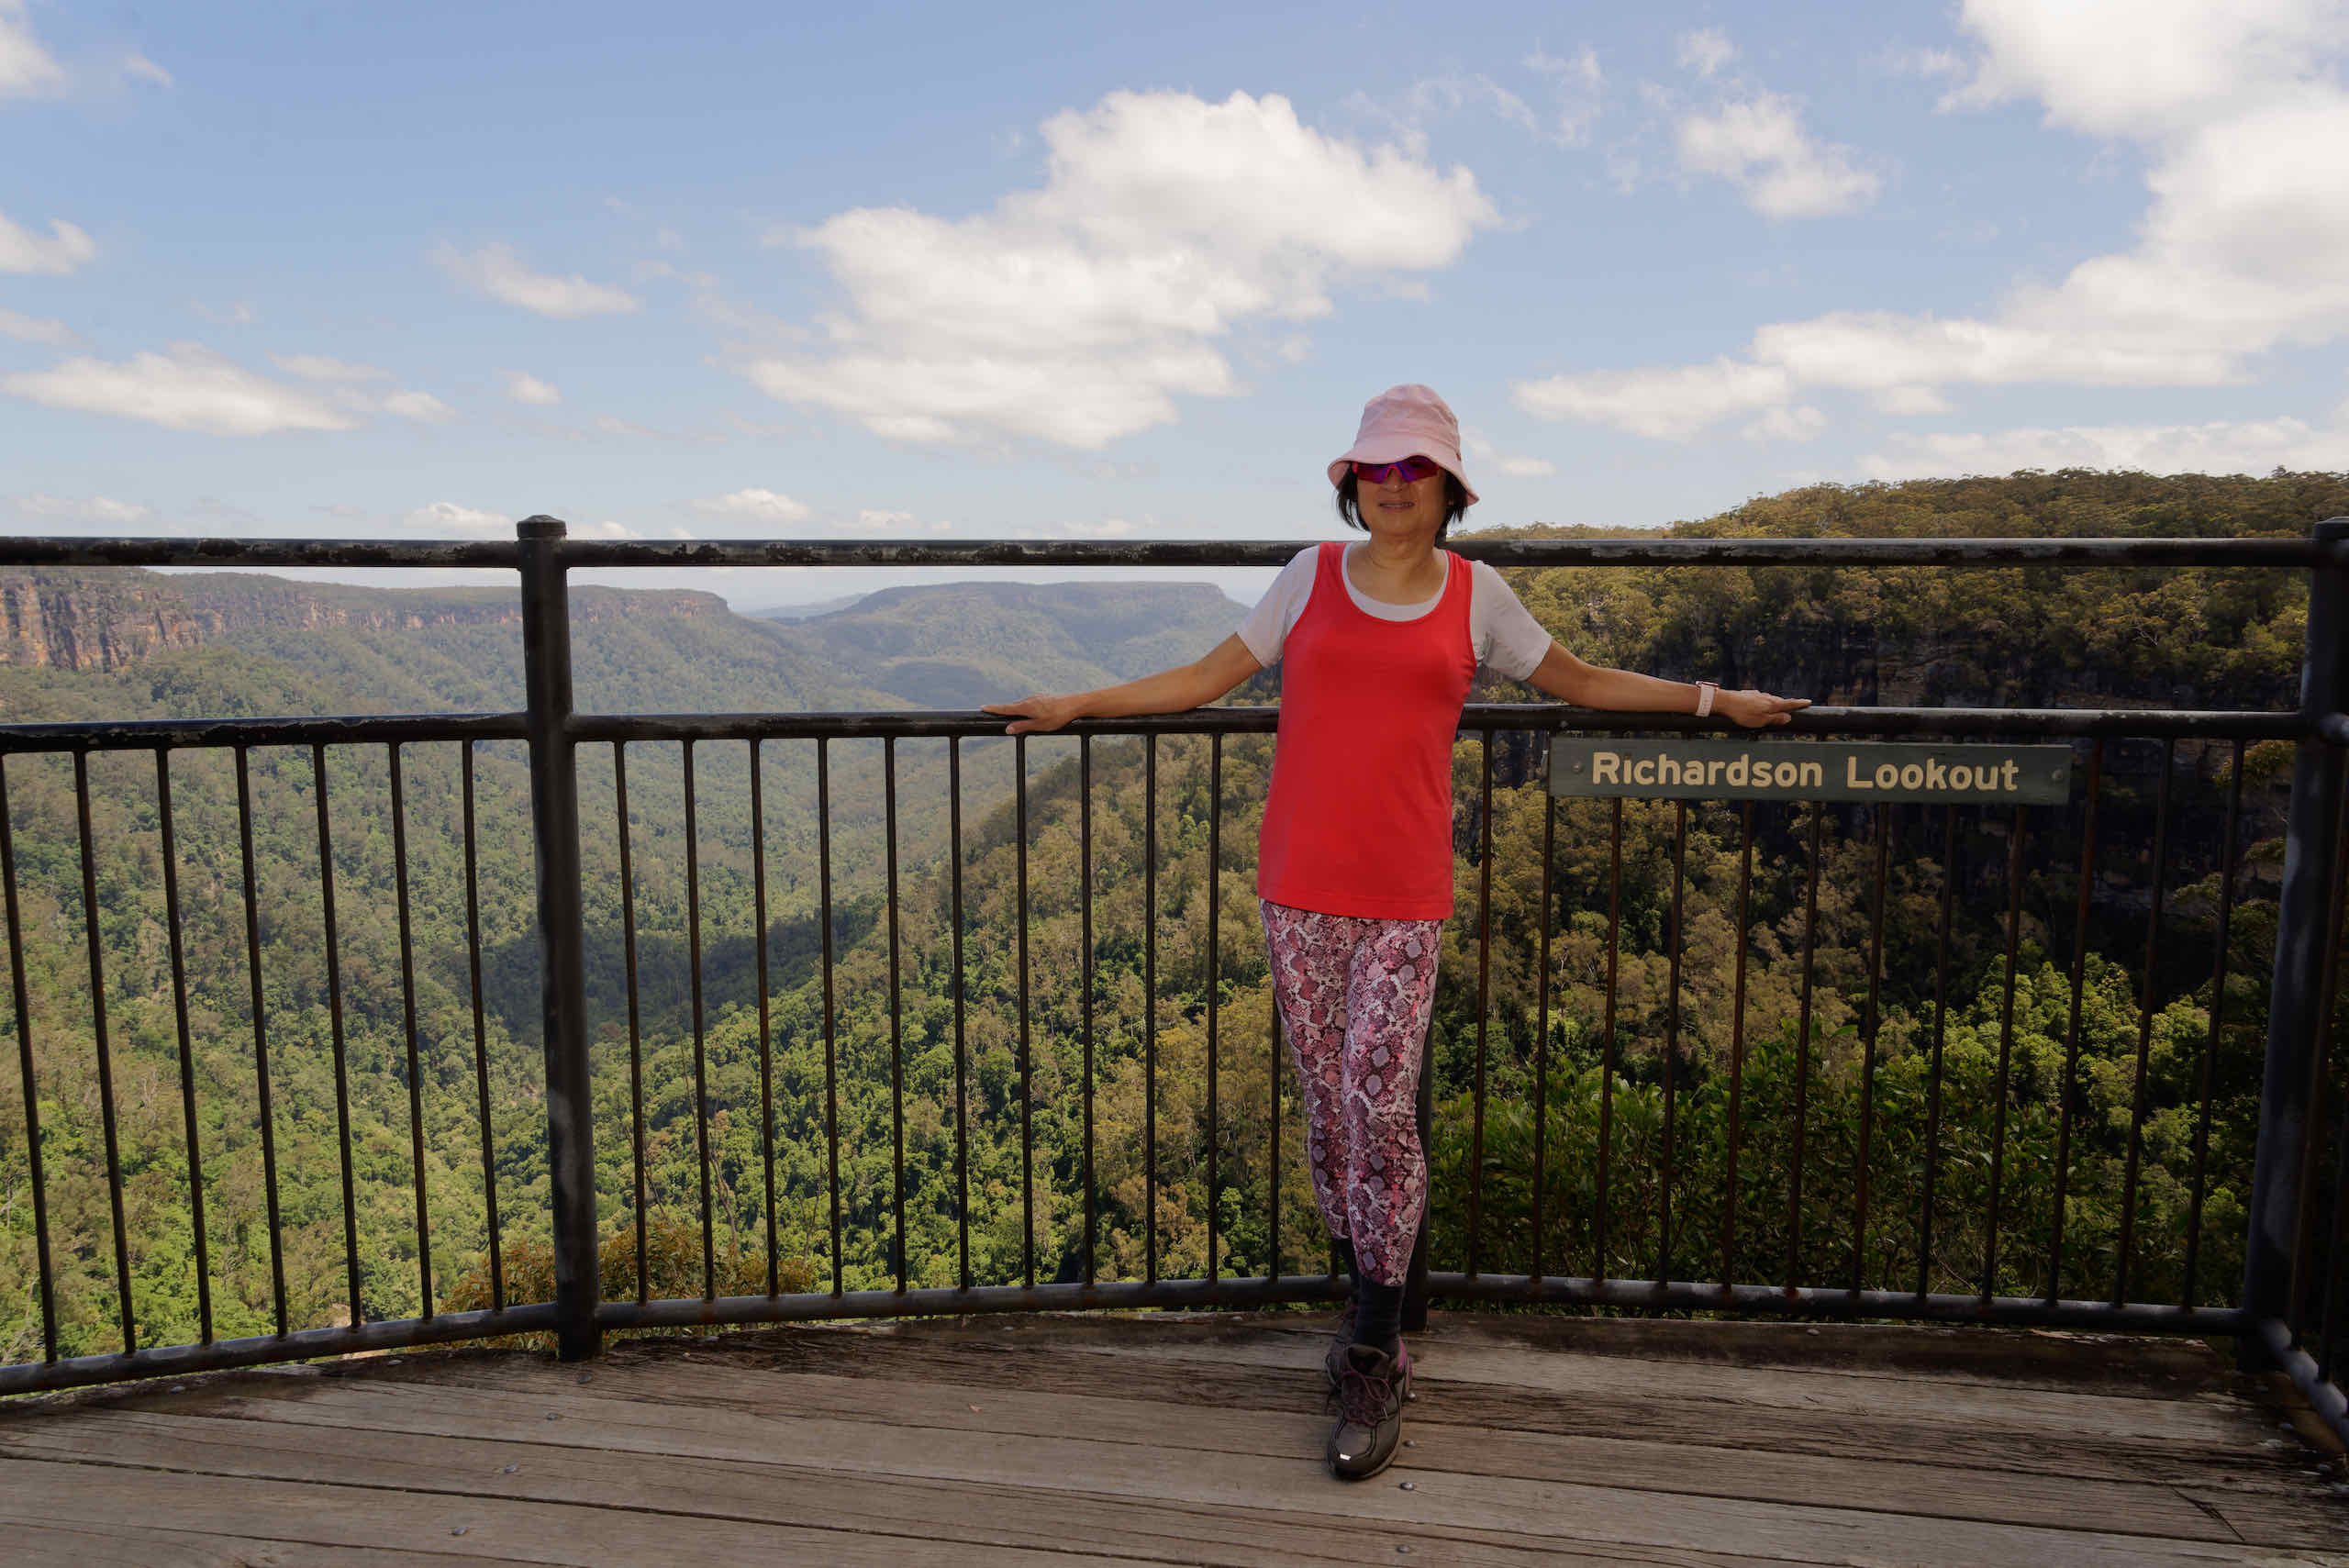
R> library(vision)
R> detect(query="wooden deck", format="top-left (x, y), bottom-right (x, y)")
top-left (2, 1310), bottom-right (2345, 1566)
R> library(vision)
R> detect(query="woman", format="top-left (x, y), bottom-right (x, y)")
top-left (984, 384), bottom-right (1806, 1481)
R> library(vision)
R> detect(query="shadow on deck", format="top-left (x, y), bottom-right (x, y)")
top-left (3, 1311), bottom-right (2346, 1566)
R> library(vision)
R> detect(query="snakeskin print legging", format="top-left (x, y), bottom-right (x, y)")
top-left (1259, 897), bottom-right (1443, 1287)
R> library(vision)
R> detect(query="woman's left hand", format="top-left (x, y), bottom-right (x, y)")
top-left (1718, 689), bottom-right (1809, 728)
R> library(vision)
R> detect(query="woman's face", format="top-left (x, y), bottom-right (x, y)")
top-left (1358, 460), bottom-right (1448, 541)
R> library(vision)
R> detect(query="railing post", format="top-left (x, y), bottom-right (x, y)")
top-left (518, 516), bottom-right (601, 1361)
top-left (1403, 1008), bottom-right (1435, 1331)
top-left (2243, 516), bottom-right (2349, 1363)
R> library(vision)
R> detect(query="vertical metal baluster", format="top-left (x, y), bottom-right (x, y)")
top-left (1207, 733), bottom-right (1221, 1284)
top-left (1594, 798), bottom-right (1622, 1284)
top-left (388, 744), bottom-right (434, 1318)
top-left (1268, 995), bottom-right (1282, 1278)
top-left (1080, 734), bottom-right (1096, 1286)
top-left (2284, 784), bottom-right (2349, 1340)
top-left (951, 736), bottom-right (970, 1292)
top-left (1917, 803), bottom-right (1959, 1302)
top-left (684, 740), bottom-right (714, 1299)
top-left (885, 736), bottom-right (906, 1294)
top-left (2047, 740), bottom-right (2105, 1305)
top-left (1468, 734), bottom-right (1494, 1277)
top-left (461, 742), bottom-right (504, 1312)
top-left (1532, 791), bottom-right (1554, 1282)
top-left (155, 750), bottom-right (214, 1343)
top-left (1853, 802), bottom-right (1891, 1296)
top-left (312, 745), bottom-right (361, 1325)
top-left (1722, 799), bottom-right (1755, 1294)
top-left (818, 739), bottom-right (841, 1295)
top-left (2115, 740), bottom-right (2176, 1307)
top-left (2186, 741), bottom-right (2246, 1308)
top-left (2321, 1093), bottom-right (2349, 1383)
top-left (231, 747), bottom-right (285, 1337)
top-left (74, 751), bottom-right (139, 1351)
top-left (1659, 799), bottom-right (1687, 1285)
top-left (1144, 732), bottom-right (1158, 1285)
top-left (1983, 804), bottom-right (2026, 1302)
top-left (0, 757), bottom-right (56, 1361)
top-left (1785, 804), bottom-right (1822, 1291)
top-left (613, 743), bottom-right (649, 1304)
top-left (1016, 735), bottom-right (1034, 1288)
top-left (76, 751), bottom-right (138, 1350)
top-left (751, 740), bottom-right (776, 1296)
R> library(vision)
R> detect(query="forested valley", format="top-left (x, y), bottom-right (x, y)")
top-left (5, 467), bottom-right (2347, 1364)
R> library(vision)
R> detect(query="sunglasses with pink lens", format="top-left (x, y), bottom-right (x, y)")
top-left (1350, 456), bottom-right (1444, 484)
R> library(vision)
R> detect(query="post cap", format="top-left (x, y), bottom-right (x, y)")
top-left (517, 515), bottom-right (568, 539)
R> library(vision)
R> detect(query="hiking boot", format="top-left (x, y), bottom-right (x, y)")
top-left (1326, 1340), bottom-right (1412, 1482)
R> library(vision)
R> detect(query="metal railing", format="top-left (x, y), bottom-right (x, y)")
top-left (1, 518), bottom-right (2343, 1451)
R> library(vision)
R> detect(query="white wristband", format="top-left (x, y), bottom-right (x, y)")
top-left (1695, 681), bottom-right (1717, 717)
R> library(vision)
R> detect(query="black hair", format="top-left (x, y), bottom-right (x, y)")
top-left (1333, 466), bottom-right (1471, 541)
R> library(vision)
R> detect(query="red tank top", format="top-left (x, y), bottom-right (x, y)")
top-left (1256, 541), bottom-right (1475, 919)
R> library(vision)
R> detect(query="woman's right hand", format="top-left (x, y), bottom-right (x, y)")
top-left (982, 694), bottom-right (1085, 734)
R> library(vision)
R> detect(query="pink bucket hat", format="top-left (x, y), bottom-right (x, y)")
top-left (1327, 384), bottom-right (1478, 507)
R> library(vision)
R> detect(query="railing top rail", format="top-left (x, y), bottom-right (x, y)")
top-left (0, 534), bottom-right (2338, 572)
top-left (0, 704), bottom-right (2313, 754)
top-left (0, 711), bottom-right (530, 754)
top-left (556, 703), bottom-right (2317, 742)
top-left (1, 537), bottom-right (525, 569)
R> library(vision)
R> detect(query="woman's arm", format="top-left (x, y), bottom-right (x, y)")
top-left (983, 632), bottom-right (1265, 734)
top-left (1522, 640), bottom-right (1808, 728)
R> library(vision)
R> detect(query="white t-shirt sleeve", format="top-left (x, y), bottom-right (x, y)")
top-left (1236, 547), bottom-right (1320, 667)
top-left (1470, 561), bottom-right (1554, 681)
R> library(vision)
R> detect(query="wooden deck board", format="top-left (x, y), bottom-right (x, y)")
top-left (2, 1312), bottom-right (2342, 1567)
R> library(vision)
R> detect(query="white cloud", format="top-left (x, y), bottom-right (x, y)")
top-left (431, 242), bottom-right (640, 318)
top-left (1879, 46), bottom-right (1965, 81)
top-left (1523, 4), bottom-right (2349, 443)
top-left (1873, 384), bottom-right (1954, 416)
top-left (11, 494), bottom-right (150, 525)
top-left (0, 306), bottom-right (74, 346)
top-left (504, 370), bottom-right (562, 406)
top-left (193, 300), bottom-right (259, 327)
top-left (0, 210), bottom-right (97, 275)
top-left (1016, 518), bottom-right (1137, 539)
top-left (855, 508), bottom-right (915, 528)
top-left (1941, 0), bottom-right (2349, 137)
top-left (271, 352), bottom-right (390, 383)
top-left (382, 390), bottom-right (454, 423)
top-left (1859, 406), bottom-right (2349, 479)
top-left (1, 344), bottom-right (357, 435)
top-left (122, 53), bottom-right (172, 88)
top-left (1742, 404), bottom-right (1828, 442)
top-left (748, 89), bottom-right (1498, 449)
top-left (1525, 46), bottom-right (1606, 144)
top-left (1675, 28), bottom-right (1734, 79)
top-left (404, 502), bottom-right (507, 532)
top-left (1462, 428), bottom-right (1557, 479)
top-left (1515, 358), bottom-right (1793, 440)
top-left (692, 487), bottom-right (812, 523)
top-left (580, 518), bottom-right (640, 539)
top-left (0, 0), bottom-right (63, 98)
top-left (1675, 91), bottom-right (1883, 218)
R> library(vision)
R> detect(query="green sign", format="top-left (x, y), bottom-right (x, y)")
top-left (1547, 740), bottom-right (2073, 805)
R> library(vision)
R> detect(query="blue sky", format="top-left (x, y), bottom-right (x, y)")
top-left (3, 1), bottom-right (2344, 607)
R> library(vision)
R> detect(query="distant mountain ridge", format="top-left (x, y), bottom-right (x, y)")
top-left (777, 580), bottom-right (1246, 709)
top-left (0, 569), bottom-right (1243, 715)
